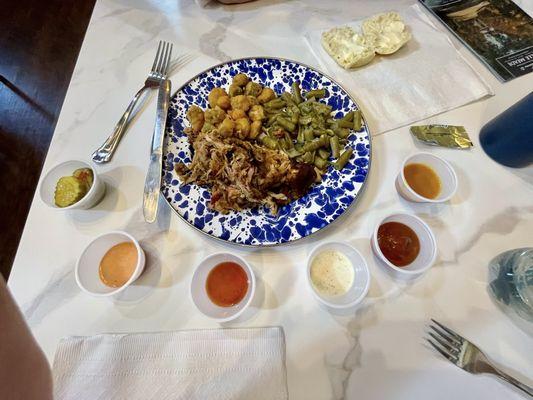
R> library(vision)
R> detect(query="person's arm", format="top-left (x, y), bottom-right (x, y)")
top-left (0, 276), bottom-right (53, 400)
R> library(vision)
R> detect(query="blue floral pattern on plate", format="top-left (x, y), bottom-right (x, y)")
top-left (162, 57), bottom-right (371, 246)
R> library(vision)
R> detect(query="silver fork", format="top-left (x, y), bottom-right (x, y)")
top-left (92, 41), bottom-right (183, 164)
top-left (427, 319), bottom-right (533, 397)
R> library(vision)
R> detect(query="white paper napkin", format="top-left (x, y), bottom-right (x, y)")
top-left (304, 4), bottom-right (494, 135)
top-left (53, 327), bottom-right (288, 400)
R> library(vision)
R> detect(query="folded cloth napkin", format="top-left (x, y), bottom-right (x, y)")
top-left (53, 327), bottom-right (288, 400)
top-left (304, 4), bottom-right (493, 135)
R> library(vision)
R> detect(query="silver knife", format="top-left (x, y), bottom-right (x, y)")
top-left (143, 78), bottom-right (171, 223)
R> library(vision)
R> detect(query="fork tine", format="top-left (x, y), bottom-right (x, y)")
top-left (164, 43), bottom-right (173, 76)
top-left (426, 338), bottom-right (458, 362)
top-left (428, 331), bottom-right (459, 354)
top-left (155, 42), bottom-right (168, 75)
top-left (151, 41), bottom-right (163, 73)
top-left (161, 43), bottom-right (172, 76)
top-left (429, 324), bottom-right (462, 346)
top-left (431, 319), bottom-right (464, 343)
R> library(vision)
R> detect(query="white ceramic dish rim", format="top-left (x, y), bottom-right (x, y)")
top-left (306, 241), bottom-right (370, 309)
top-left (75, 230), bottom-right (144, 297)
top-left (190, 252), bottom-right (256, 323)
top-left (40, 160), bottom-right (99, 210)
top-left (372, 213), bottom-right (437, 275)
top-left (400, 152), bottom-right (458, 203)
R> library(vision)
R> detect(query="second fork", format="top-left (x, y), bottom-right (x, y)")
top-left (427, 319), bottom-right (533, 397)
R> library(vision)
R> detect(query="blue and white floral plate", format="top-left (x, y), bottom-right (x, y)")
top-left (162, 57), bottom-right (371, 246)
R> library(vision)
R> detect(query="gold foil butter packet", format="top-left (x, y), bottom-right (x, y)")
top-left (410, 125), bottom-right (473, 149)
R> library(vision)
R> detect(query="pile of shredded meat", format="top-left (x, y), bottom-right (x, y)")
top-left (175, 129), bottom-right (316, 214)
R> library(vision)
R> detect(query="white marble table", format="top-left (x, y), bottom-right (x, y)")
top-left (8, 0), bottom-right (533, 398)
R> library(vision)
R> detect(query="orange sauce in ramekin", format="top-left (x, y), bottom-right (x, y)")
top-left (99, 242), bottom-right (138, 287)
top-left (206, 262), bottom-right (248, 307)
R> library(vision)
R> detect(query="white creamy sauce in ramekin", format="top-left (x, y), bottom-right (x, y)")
top-left (310, 250), bottom-right (354, 297)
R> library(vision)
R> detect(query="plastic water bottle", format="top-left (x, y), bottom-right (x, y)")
top-left (489, 248), bottom-right (533, 323)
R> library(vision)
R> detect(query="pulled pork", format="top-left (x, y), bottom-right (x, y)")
top-left (175, 129), bottom-right (315, 214)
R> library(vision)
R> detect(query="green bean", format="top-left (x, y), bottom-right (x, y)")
top-left (281, 92), bottom-right (296, 107)
top-left (303, 139), bottom-right (323, 152)
top-left (305, 89), bottom-right (327, 99)
top-left (298, 101), bottom-right (312, 113)
top-left (320, 134), bottom-right (329, 148)
top-left (290, 111), bottom-right (300, 125)
top-left (302, 151), bottom-right (314, 163)
top-left (299, 115), bottom-right (313, 125)
top-left (261, 136), bottom-right (278, 150)
top-left (314, 156), bottom-right (328, 170)
top-left (264, 98), bottom-right (286, 109)
top-left (266, 114), bottom-right (278, 127)
top-left (335, 127), bottom-right (350, 139)
top-left (353, 110), bottom-right (362, 131)
top-left (297, 127), bottom-right (305, 144)
top-left (338, 119), bottom-right (353, 129)
top-left (292, 82), bottom-right (303, 104)
top-left (264, 108), bottom-right (279, 116)
top-left (285, 148), bottom-right (302, 158)
top-left (276, 116), bottom-right (296, 132)
top-left (254, 82), bottom-right (355, 172)
top-left (330, 136), bottom-right (340, 158)
top-left (284, 132), bottom-right (294, 149)
top-left (341, 111), bottom-right (355, 122)
top-left (280, 137), bottom-right (289, 150)
top-left (318, 148), bottom-right (330, 159)
top-left (264, 107), bottom-right (284, 116)
top-left (334, 148), bottom-right (353, 170)
top-left (313, 103), bottom-right (332, 115)
top-left (263, 127), bottom-right (274, 136)
top-left (304, 129), bottom-right (314, 142)
top-left (303, 135), bottom-right (329, 152)
top-left (284, 137), bottom-right (293, 150)
top-left (263, 108), bottom-right (279, 117)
